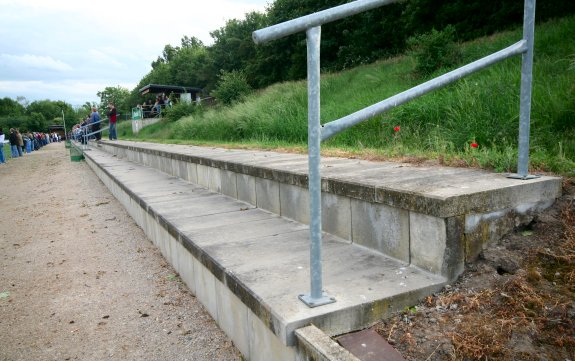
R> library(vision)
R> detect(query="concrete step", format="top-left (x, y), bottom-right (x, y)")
top-left (94, 140), bottom-right (562, 283)
top-left (83, 146), bottom-right (446, 361)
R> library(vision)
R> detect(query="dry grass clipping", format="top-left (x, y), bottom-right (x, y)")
top-left (447, 200), bottom-right (575, 360)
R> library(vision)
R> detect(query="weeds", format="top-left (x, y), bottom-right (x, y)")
top-left (376, 191), bottom-right (575, 360)
top-left (447, 199), bottom-right (575, 360)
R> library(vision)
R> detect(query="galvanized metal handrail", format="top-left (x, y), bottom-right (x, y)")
top-left (253, 0), bottom-right (401, 44)
top-left (321, 40), bottom-right (528, 140)
top-left (254, 0), bottom-right (537, 308)
top-left (80, 118), bottom-right (110, 150)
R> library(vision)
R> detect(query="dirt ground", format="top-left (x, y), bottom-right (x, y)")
top-left (0, 143), bottom-right (242, 361)
top-left (373, 178), bottom-right (575, 361)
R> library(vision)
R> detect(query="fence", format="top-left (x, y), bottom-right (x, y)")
top-left (131, 97), bottom-right (210, 121)
top-left (131, 104), bottom-right (170, 120)
top-left (253, 0), bottom-right (538, 308)
top-left (76, 118), bottom-right (110, 150)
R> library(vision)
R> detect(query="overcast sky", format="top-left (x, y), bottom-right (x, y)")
top-left (0, 0), bottom-right (270, 107)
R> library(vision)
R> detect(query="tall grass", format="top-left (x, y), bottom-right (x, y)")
top-left (129, 16), bottom-right (575, 176)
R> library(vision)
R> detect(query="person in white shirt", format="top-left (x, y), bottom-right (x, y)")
top-left (0, 127), bottom-right (6, 164)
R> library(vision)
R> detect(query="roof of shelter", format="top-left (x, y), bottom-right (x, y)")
top-left (139, 84), bottom-right (203, 96)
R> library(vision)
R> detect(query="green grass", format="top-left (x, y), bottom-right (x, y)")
top-left (122, 16), bottom-right (575, 176)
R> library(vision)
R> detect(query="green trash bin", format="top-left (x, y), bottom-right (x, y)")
top-left (70, 144), bottom-right (84, 162)
top-left (65, 139), bottom-right (71, 148)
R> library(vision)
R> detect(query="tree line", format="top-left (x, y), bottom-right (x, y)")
top-left (0, 97), bottom-right (89, 133)
top-left (125, 0), bottom-right (574, 107)
top-left (2, 0), bottom-right (573, 133)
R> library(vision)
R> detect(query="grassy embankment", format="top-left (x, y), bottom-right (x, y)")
top-left (117, 15), bottom-right (575, 176)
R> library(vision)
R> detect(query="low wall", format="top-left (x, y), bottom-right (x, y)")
top-left (131, 117), bottom-right (161, 134)
top-left (96, 141), bottom-right (561, 282)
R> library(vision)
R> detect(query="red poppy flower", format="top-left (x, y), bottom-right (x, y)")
top-left (393, 126), bottom-right (400, 132)
top-left (471, 143), bottom-right (478, 148)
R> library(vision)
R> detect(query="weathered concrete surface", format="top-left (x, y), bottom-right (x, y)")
top-left (87, 140), bottom-right (562, 360)
top-left (97, 140), bottom-right (561, 282)
top-left (84, 147), bottom-right (447, 354)
top-left (98, 141), bottom-right (561, 218)
top-left (295, 325), bottom-right (361, 361)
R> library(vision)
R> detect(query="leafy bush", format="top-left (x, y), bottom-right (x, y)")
top-left (407, 25), bottom-right (462, 76)
top-left (212, 70), bottom-right (252, 106)
top-left (163, 101), bottom-right (200, 122)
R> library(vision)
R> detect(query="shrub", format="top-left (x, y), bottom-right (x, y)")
top-left (407, 25), bottom-right (462, 76)
top-left (163, 101), bottom-right (199, 122)
top-left (212, 70), bottom-right (252, 106)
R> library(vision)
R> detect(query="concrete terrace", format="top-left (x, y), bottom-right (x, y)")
top-left (82, 140), bottom-right (561, 361)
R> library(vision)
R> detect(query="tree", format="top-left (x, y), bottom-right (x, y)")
top-left (26, 112), bottom-right (47, 131)
top-left (181, 35), bottom-right (204, 49)
top-left (26, 100), bottom-right (72, 125)
top-left (16, 96), bottom-right (29, 109)
top-left (212, 70), bottom-right (252, 105)
top-left (0, 97), bottom-right (26, 116)
top-left (170, 46), bottom-right (210, 88)
top-left (207, 12), bottom-right (268, 90)
top-left (97, 86), bottom-right (131, 116)
top-left (127, 0), bottom-right (575, 103)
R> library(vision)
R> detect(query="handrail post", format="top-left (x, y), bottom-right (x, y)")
top-left (509, 0), bottom-right (539, 180)
top-left (298, 26), bottom-right (336, 308)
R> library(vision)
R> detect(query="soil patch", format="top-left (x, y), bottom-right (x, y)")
top-left (373, 179), bottom-right (575, 360)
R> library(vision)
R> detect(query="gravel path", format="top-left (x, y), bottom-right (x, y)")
top-left (0, 143), bottom-right (243, 361)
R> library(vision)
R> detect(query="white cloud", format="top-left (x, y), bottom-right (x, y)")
top-left (0, 54), bottom-right (73, 72)
top-left (0, 0), bottom-right (270, 105)
top-left (87, 49), bottom-right (125, 68)
top-left (0, 80), bottom-right (134, 106)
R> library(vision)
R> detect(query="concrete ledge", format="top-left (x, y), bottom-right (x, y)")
top-left (95, 140), bottom-right (561, 282)
top-left (83, 147), bottom-right (446, 359)
top-left (131, 117), bottom-right (161, 134)
top-left (295, 325), bottom-right (361, 361)
top-left (83, 141), bottom-right (563, 361)
top-left (97, 141), bottom-right (562, 218)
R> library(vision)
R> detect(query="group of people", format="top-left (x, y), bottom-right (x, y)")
top-left (0, 127), bottom-right (59, 164)
top-left (138, 93), bottom-right (171, 118)
top-left (71, 103), bottom-right (117, 143)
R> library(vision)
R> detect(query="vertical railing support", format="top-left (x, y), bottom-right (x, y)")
top-left (298, 26), bottom-right (336, 308)
top-left (254, 0), bottom-right (539, 309)
top-left (509, 0), bottom-right (539, 180)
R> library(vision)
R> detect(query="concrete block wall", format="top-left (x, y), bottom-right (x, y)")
top-left (131, 117), bottom-right (161, 134)
top-left (96, 141), bottom-right (562, 282)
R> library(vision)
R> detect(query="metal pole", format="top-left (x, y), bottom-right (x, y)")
top-left (253, 0), bottom-right (401, 44)
top-left (298, 26), bottom-right (335, 308)
top-left (321, 41), bottom-right (527, 140)
top-left (509, 0), bottom-right (539, 179)
top-left (62, 110), bottom-right (67, 140)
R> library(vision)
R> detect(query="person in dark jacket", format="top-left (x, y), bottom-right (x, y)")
top-left (9, 128), bottom-right (19, 158)
top-left (90, 107), bottom-right (101, 140)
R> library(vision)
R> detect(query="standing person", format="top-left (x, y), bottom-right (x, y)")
top-left (23, 133), bottom-right (30, 153)
top-left (162, 93), bottom-right (171, 107)
top-left (107, 102), bottom-right (117, 140)
top-left (80, 116), bottom-right (90, 144)
top-left (16, 129), bottom-right (24, 156)
top-left (26, 132), bottom-right (33, 152)
top-left (0, 128), bottom-right (5, 164)
top-left (151, 97), bottom-right (161, 117)
top-left (9, 128), bottom-right (18, 158)
top-left (90, 107), bottom-right (101, 140)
